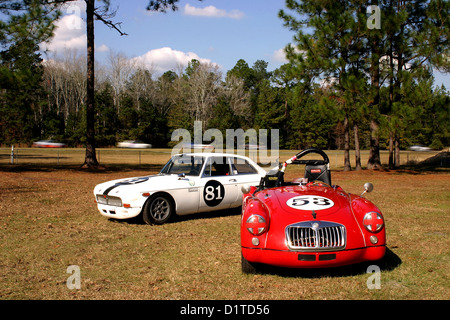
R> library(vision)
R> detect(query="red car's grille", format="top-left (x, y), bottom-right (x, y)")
top-left (286, 221), bottom-right (346, 251)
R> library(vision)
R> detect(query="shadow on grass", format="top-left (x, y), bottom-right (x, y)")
top-left (245, 247), bottom-right (402, 278)
top-left (106, 207), bottom-right (242, 226)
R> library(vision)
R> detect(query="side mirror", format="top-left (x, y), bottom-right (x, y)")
top-left (178, 173), bottom-right (186, 180)
top-left (241, 184), bottom-right (251, 194)
top-left (360, 182), bottom-right (374, 197)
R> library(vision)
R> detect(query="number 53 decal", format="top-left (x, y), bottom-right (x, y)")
top-left (286, 195), bottom-right (334, 210)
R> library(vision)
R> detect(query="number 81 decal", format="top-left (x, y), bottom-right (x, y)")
top-left (286, 195), bottom-right (334, 210)
top-left (203, 180), bottom-right (225, 207)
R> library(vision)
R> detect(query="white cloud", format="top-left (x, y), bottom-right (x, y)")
top-left (272, 48), bottom-right (288, 63)
top-left (60, 0), bottom-right (86, 15)
top-left (41, 6), bottom-right (108, 55)
top-left (132, 47), bottom-right (216, 74)
top-left (42, 14), bottom-right (86, 52)
top-left (183, 4), bottom-right (244, 19)
top-left (272, 47), bottom-right (307, 65)
top-left (96, 44), bottom-right (110, 52)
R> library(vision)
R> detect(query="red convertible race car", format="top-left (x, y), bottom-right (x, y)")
top-left (240, 148), bottom-right (386, 273)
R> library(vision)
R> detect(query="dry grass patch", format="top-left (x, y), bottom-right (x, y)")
top-left (0, 160), bottom-right (449, 300)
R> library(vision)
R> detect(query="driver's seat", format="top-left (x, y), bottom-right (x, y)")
top-left (304, 164), bottom-right (331, 186)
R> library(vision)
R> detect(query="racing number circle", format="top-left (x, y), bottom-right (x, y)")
top-left (286, 195), bottom-right (334, 210)
top-left (203, 180), bottom-right (225, 207)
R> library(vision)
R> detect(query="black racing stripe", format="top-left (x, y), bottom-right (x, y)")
top-left (103, 184), bottom-right (119, 195)
top-left (102, 177), bottom-right (150, 195)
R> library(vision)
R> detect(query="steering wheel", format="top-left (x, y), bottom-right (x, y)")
top-left (257, 148), bottom-right (331, 190)
top-left (266, 148), bottom-right (329, 187)
top-left (290, 148), bottom-right (330, 165)
top-left (278, 148), bottom-right (329, 172)
top-left (309, 180), bottom-right (332, 188)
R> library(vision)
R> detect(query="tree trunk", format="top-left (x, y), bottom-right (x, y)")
top-left (367, 34), bottom-right (381, 170)
top-left (367, 119), bottom-right (381, 169)
top-left (389, 131), bottom-right (394, 169)
top-left (344, 113), bottom-right (351, 171)
top-left (83, 0), bottom-right (99, 168)
top-left (354, 122), bottom-right (361, 170)
top-left (394, 135), bottom-right (400, 168)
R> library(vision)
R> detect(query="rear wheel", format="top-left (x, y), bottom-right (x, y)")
top-left (143, 194), bottom-right (174, 225)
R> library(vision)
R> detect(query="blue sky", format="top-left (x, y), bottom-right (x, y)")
top-left (43, 0), bottom-right (448, 89)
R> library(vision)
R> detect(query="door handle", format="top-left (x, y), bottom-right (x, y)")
top-left (229, 179), bottom-right (237, 182)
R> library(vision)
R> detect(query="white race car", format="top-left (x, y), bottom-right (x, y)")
top-left (94, 153), bottom-right (266, 225)
top-left (117, 140), bottom-right (152, 148)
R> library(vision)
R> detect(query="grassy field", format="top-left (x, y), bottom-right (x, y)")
top-left (0, 148), bottom-right (449, 300)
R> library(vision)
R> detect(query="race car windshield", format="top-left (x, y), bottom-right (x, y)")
top-left (160, 155), bottom-right (205, 176)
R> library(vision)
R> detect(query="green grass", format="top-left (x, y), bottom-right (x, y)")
top-left (0, 149), bottom-right (449, 300)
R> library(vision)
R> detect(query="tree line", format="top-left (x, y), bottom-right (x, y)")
top-left (0, 0), bottom-right (449, 170)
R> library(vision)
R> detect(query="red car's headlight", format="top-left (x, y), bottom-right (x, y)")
top-left (245, 214), bottom-right (267, 236)
top-left (363, 211), bottom-right (384, 233)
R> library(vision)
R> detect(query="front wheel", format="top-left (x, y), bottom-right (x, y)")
top-left (143, 194), bottom-right (174, 225)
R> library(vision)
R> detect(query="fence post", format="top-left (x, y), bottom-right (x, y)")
top-left (10, 145), bottom-right (14, 164)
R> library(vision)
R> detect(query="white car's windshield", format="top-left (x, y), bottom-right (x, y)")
top-left (160, 155), bottom-right (205, 176)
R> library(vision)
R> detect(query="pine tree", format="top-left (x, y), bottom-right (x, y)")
top-left (0, 0), bottom-right (59, 145)
top-left (280, 0), bottom-right (369, 170)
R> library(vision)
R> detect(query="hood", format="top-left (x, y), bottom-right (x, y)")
top-left (255, 185), bottom-right (365, 250)
top-left (258, 185), bottom-right (352, 221)
top-left (94, 174), bottom-right (190, 197)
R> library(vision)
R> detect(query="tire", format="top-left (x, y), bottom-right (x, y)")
top-left (241, 252), bottom-right (259, 274)
top-left (142, 194), bottom-right (174, 225)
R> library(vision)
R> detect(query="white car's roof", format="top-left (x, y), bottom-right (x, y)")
top-left (174, 152), bottom-right (254, 159)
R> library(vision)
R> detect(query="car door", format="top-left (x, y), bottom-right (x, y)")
top-left (198, 156), bottom-right (239, 212)
top-left (161, 154), bottom-right (204, 215)
top-left (228, 156), bottom-right (264, 205)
